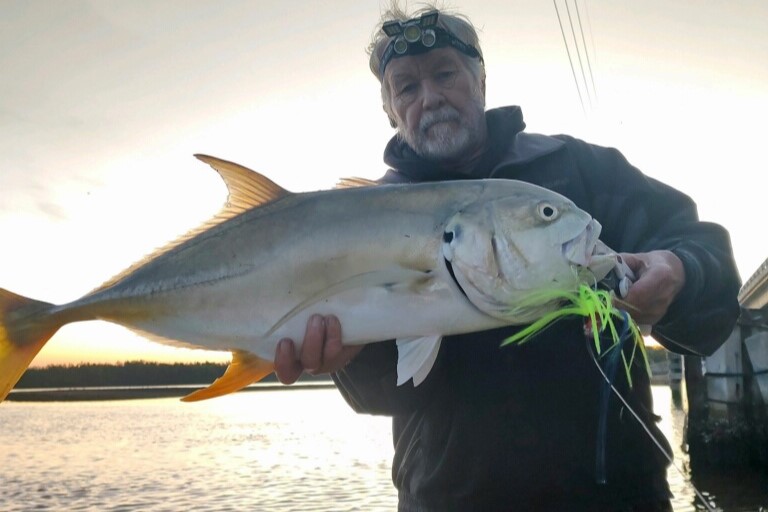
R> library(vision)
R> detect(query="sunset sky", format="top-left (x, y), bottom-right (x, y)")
top-left (1, 0), bottom-right (766, 367)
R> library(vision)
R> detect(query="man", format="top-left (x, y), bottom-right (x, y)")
top-left (275, 4), bottom-right (741, 511)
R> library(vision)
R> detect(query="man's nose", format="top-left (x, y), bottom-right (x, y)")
top-left (420, 80), bottom-right (444, 110)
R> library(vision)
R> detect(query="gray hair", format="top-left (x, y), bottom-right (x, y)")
top-left (367, 2), bottom-right (485, 123)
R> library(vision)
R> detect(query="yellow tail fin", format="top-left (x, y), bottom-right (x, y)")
top-left (0, 288), bottom-right (60, 401)
top-left (181, 350), bottom-right (274, 402)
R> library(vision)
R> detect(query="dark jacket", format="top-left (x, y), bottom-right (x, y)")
top-left (332, 106), bottom-right (741, 511)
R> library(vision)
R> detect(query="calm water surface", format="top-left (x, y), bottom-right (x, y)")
top-left (1, 386), bottom-right (767, 511)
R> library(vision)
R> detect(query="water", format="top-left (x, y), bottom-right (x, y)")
top-left (1, 388), bottom-right (396, 511)
top-left (1, 386), bottom-right (767, 511)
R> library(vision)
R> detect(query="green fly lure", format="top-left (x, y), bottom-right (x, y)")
top-left (501, 284), bottom-right (650, 386)
top-left (502, 284), bottom-right (717, 509)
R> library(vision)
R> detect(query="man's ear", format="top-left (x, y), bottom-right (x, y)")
top-left (383, 104), bottom-right (397, 128)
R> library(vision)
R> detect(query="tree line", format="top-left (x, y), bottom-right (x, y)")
top-left (16, 346), bottom-right (669, 389)
top-left (16, 361), bottom-right (330, 388)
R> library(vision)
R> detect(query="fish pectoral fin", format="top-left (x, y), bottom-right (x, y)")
top-left (181, 350), bottom-right (274, 402)
top-left (396, 335), bottom-right (442, 387)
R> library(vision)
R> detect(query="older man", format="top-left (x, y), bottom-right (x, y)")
top-left (275, 4), bottom-right (741, 511)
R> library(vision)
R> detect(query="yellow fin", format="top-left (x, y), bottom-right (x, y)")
top-left (181, 350), bottom-right (274, 402)
top-left (93, 155), bottom-right (292, 293)
top-left (0, 288), bottom-right (60, 401)
top-left (335, 176), bottom-right (378, 188)
top-left (194, 154), bottom-right (291, 212)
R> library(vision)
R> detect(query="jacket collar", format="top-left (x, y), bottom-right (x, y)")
top-left (382, 106), bottom-right (524, 181)
top-left (382, 106), bottom-right (564, 182)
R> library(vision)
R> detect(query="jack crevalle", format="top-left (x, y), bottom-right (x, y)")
top-left (0, 155), bottom-right (621, 402)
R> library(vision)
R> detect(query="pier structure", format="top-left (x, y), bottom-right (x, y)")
top-left (682, 257), bottom-right (768, 469)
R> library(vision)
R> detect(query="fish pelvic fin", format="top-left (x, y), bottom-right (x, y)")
top-left (0, 288), bottom-right (60, 401)
top-left (396, 335), bottom-right (443, 386)
top-left (181, 350), bottom-right (274, 402)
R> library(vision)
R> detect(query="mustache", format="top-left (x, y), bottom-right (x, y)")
top-left (419, 107), bottom-right (461, 133)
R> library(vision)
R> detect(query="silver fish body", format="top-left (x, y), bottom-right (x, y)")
top-left (0, 155), bottom-right (618, 401)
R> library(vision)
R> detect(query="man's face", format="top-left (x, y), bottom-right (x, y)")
top-left (383, 47), bottom-right (486, 162)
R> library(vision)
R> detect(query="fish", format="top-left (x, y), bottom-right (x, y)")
top-left (0, 154), bottom-right (621, 402)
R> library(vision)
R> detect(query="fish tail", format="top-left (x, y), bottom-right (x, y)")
top-left (0, 288), bottom-right (61, 401)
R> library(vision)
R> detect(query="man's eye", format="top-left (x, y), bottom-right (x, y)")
top-left (397, 83), bottom-right (417, 96)
top-left (435, 71), bottom-right (456, 84)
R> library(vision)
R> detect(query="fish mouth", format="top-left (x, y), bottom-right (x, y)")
top-left (562, 219), bottom-right (601, 266)
top-left (561, 219), bottom-right (616, 282)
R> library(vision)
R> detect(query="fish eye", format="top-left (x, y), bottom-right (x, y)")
top-left (443, 224), bottom-right (461, 243)
top-left (537, 202), bottom-right (559, 221)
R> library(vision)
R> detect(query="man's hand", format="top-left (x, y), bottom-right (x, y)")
top-left (273, 314), bottom-right (363, 384)
top-left (618, 250), bottom-right (686, 326)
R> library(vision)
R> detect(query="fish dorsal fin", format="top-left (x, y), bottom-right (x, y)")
top-left (91, 155), bottom-right (291, 293)
top-left (335, 176), bottom-right (378, 188)
top-left (181, 350), bottom-right (274, 402)
top-left (396, 335), bottom-right (442, 386)
top-left (194, 154), bottom-right (290, 214)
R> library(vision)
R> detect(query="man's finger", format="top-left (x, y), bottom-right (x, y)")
top-left (274, 338), bottom-right (303, 384)
top-left (300, 314), bottom-right (326, 371)
top-left (618, 253), bottom-right (646, 276)
top-left (321, 315), bottom-right (343, 366)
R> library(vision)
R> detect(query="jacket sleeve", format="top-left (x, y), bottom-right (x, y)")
top-left (562, 135), bottom-right (742, 356)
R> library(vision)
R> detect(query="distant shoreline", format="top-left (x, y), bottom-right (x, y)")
top-left (8, 356), bottom-right (673, 402)
top-left (7, 377), bottom-right (673, 402)
top-left (6, 382), bottom-right (337, 402)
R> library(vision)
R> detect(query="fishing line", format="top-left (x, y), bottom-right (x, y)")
top-left (587, 334), bottom-right (717, 512)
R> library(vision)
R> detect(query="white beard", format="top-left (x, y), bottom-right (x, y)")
top-left (401, 97), bottom-right (486, 162)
